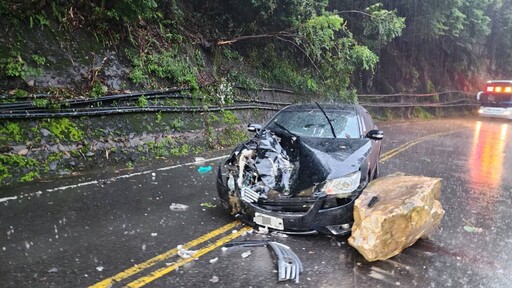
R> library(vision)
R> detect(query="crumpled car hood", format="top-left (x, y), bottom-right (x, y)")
top-left (299, 137), bottom-right (371, 179)
top-left (227, 129), bottom-right (372, 197)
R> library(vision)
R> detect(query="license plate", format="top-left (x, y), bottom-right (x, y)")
top-left (254, 212), bottom-right (284, 230)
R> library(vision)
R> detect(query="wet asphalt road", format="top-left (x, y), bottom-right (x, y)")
top-left (1, 117), bottom-right (512, 288)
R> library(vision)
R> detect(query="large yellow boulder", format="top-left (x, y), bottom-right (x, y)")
top-left (348, 174), bottom-right (445, 262)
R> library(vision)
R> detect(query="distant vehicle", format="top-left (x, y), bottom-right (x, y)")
top-left (216, 103), bottom-right (383, 235)
top-left (477, 80), bottom-right (512, 119)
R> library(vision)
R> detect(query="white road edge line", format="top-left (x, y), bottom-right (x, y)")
top-left (0, 196), bottom-right (18, 203)
top-left (4, 154), bottom-right (229, 203)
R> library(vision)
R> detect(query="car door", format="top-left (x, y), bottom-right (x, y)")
top-left (359, 108), bottom-right (381, 176)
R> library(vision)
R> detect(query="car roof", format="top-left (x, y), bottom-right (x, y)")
top-left (280, 103), bottom-right (361, 113)
top-left (487, 80), bottom-right (512, 84)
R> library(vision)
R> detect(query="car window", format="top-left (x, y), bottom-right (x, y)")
top-left (266, 109), bottom-right (360, 138)
top-left (361, 110), bottom-right (374, 133)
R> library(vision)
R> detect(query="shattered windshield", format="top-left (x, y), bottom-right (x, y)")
top-left (265, 109), bottom-right (360, 138)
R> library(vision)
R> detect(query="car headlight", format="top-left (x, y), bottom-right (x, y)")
top-left (321, 171), bottom-right (361, 197)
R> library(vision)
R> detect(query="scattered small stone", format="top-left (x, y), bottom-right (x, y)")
top-left (257, 227), bottom-right (269, 234)
top-left (177, 246), bottom-right (197, 259)
top-left (270, 231), bottom-right (288, 238)
top-left (85, 152), bottom-right (95, 157)
top-left (209, 276), bottom-right (219, 283)
top-left (209, 257), bottom-right (218, 264)
top-left (96, 266), bottom-right (104, 272)
top-left (241, 251), bottom-right (252, 258)
top-left (170, 203), bottom-right (189, 211)
top-left (40, 129), bottom-right (51, 137)
top-left (49, 162), bottom-right (58, 171)
top-left (18, 148), bottom-right (29, 156)
top-left (49, 145), bottom-right (59, 153)
top-left (48, 268), bottom-right (58, 273)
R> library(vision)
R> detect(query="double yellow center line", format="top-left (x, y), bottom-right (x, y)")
top-left (90, 129), bottom-right (459, 287)
top-left (90, 221), bottom-right (248, 288)
top-left (379, 130), bottom-right (457, 162)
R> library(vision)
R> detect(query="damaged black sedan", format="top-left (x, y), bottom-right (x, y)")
top-left (216, 103), bottom-right (383, 235)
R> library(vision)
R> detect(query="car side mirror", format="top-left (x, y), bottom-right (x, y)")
top-left (247, 124), bottom-right (262, 133)
top-left (477, 91), bottom-right (483, 101)
top-left (366, 129), bottom-right (384, 140)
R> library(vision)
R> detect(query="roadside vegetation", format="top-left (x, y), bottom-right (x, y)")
top-left (0, 0), bottom-right (510, 185)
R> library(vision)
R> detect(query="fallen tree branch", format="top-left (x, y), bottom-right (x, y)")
top-left (217, 31), bottom-right (296, 45)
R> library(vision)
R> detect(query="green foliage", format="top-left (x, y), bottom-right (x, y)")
top-left (412, 107), bottom-right (434, 119)
top-left (138, 95), bottom-right (149, 107)
top-left (298, 14), bottom-right (344, 61)
top-left (222, 110), bottom-right (240, 125)
top-left (223, 49), bottom-right (242, 61)
top-left (3, 53), bottom-right (25, 78)
top-left (0, 154), bottom-right (38, 183)
top-left (200, 202), bottom-right (217, 208)
top-left (0, 122), bottom-right (22, 142)
top-left (0, 51), bottom-right (44, 79)
top-left (20, 171), bottom-right (39, 182)
top-left (228, 71), bottom-right (260, 90)
top-left (249, 46), bottom-right (318, 94)
top-left (91, 81), bottom-right (105, 98)
top-left (296, 13), bottom-right (379, 98)
top-left (127, 47), bottom-right (198, 89)
top-left (101, 0), bottom-right (159, 22)
top-left (362, 4), bottom-right (406, 50)
top-left (155, 112), bottom-right (163, 123)
top-left (29, 13), bottom-right (50, 29)
top-left (170, 143), bottom-right (190, 156)
top-left (13, 89), bottom-right (29, 98)
top-left (216, 79), bottom-right (235, 104)
top-left (51, 2), bottom-right (63, 23)
top-left (207, 0), bottom-right (328, 35)
top-left (0, 164), bottom-right (8, 183)
top-left (218, 127), bottom-right (248, 147)
top-left (146, 140), bottom-right (170, 158)
top-left (41, 118), bottom-right (84, 142)
top-left (488, 0), bottom-right (512, 74)
top-left (170, 118), bottom-right (184, 131)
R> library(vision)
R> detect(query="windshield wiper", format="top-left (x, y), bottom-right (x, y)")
top-left (272, 122), bottom-right (298, 137)
top-left (315, 102), bottom-right (336, 138)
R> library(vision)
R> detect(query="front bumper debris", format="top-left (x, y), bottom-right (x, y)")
top-left (224, 240), bottom-right (303, 283)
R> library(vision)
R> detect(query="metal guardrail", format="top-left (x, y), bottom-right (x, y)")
top-left (0, 88), bottom-right (478, 119)
top-left (358, 90), bottom-right (479, 108)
